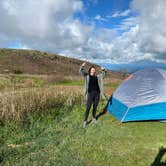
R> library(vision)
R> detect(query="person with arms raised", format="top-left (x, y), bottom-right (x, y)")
top-left (79, 62), bottom-right (106, 128)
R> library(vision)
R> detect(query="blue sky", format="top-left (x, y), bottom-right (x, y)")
top-left (0, 0), bottom-right (166, 70)
top-left (76, 0), bottom-right (134, 31)
top-left (6, 0), bottom-right (136, 49)
top-left (83, 0), bottom-right (131, 16)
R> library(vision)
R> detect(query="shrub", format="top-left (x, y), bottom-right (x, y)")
top-left (0, 86), bottom-right (84, 123)
top-left (13, 70), bottom-right (23, 74)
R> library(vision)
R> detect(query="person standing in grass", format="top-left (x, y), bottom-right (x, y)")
top-left (79, 62), bottom-right (106, 128)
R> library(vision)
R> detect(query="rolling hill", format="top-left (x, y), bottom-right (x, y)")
top-left (0, 48), bottom-right (126, 82)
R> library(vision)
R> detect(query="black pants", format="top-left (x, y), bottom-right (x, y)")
top-left (84, 91), bottom-right (100, 121)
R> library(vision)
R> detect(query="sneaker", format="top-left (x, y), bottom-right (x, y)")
top-left (83, 121), bottom-right (87, 128)
top-left (92, 118), bottom-right (97, 124)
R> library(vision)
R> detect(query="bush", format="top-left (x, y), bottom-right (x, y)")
top-left (13, 70), bottom-right (23, 74)
top-left (0, 87), bottom-right (84, 123)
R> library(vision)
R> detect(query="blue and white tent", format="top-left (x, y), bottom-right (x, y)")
top-left (106, 68), bottom-right (166, 122)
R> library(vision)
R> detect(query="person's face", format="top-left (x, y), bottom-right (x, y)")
top-left (90, 68), bottom-right (96, 76)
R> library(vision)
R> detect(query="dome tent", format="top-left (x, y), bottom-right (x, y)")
top-left (106, 68), bottom-right (166, 122)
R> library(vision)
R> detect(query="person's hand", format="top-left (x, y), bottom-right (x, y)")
top-left (101, 67), bottom-right (104, 70)
top-left (81, 62), bottom-right (86, 67)
top-left (159, 146), bottom-right (166, 154)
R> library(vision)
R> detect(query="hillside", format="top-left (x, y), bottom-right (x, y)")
top-left (1, 97), bottom-right (166, 165)
top-left (0, 48), bottom-right (126, 81)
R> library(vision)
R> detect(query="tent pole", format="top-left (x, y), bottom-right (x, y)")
top-left (120, 107), bottom-right (130, 123)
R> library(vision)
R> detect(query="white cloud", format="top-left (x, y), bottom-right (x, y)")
top-left (94, 15), bottom-right (107, 22)
top-left (131, 0), bottom-right (166, 61)
top-left (0, 0), bottom-right (166, 64)
top-left (115, 16), bottom-right (139, 31)
top-left (0, 0), bottom-right (87, 51)
top-left (89, 0), bottom-right (166, 64)
top-left (110, 9), bottom-right (131, 18)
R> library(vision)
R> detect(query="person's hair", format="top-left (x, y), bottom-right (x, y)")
top-left (88, 66), bottom-right (96, 74)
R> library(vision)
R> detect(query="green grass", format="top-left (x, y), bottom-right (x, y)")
top-left (104, 82), bottom-right (120, 88)
top-left (0, 74), bottom-right (121, 90)
top-left (0, 74), bottom-right (45, 90)
top-left (0, 102), bottom-right (166, 166)
top-left (54, 80), bottom-right (83, 86)
top-left (52, 80), bottom-right (119, 88)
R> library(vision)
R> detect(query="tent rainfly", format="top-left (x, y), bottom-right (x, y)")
top-left (106, 68), bottom-right (166, 122)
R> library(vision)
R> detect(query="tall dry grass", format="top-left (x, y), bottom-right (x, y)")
top-left (0, 86), bottom-right (84, 123)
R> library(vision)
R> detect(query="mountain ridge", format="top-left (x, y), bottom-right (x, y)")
top-left (0, 48), bottom-right (125, 81)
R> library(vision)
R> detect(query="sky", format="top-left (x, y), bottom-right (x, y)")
top-left (0, 0), bottom-right (166, 67)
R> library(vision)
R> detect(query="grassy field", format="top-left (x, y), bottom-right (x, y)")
top-left (0, 74), bottom-right (120, 90)
top-left (0, 103), bottom-right (166, 166)
top-left (0, 75), bottom-right (166, 166)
